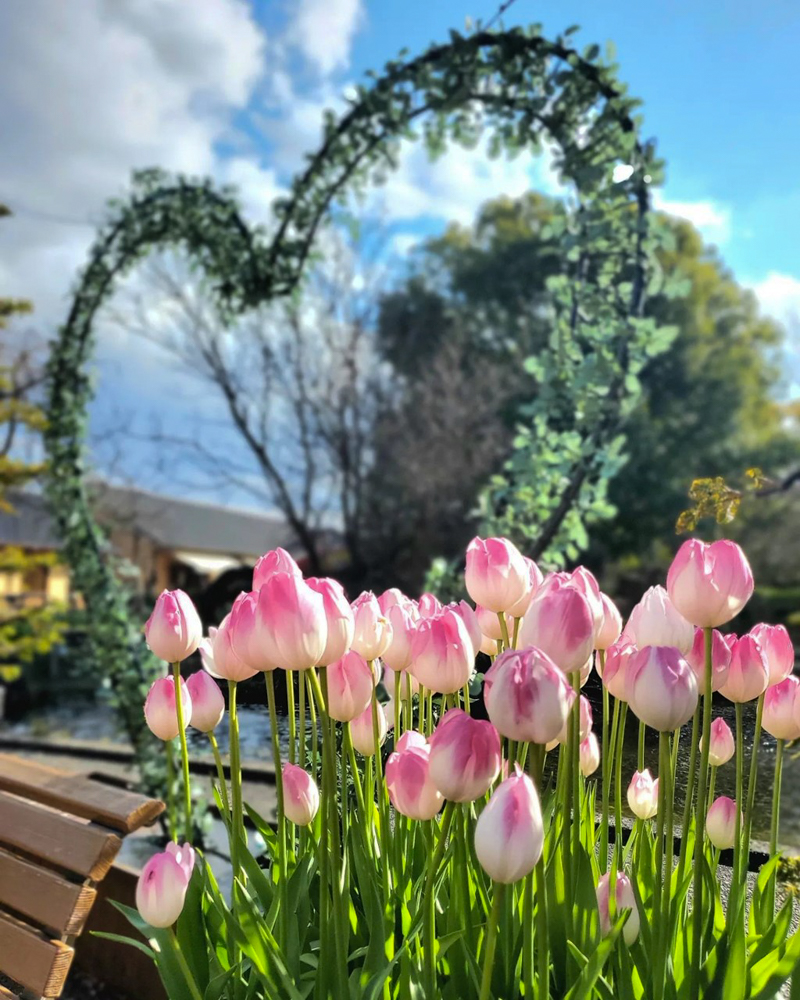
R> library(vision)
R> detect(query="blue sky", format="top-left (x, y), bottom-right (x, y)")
top-left (0, 0), bottom-right (798, 505)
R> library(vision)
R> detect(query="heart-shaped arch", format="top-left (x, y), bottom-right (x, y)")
top-left (44, 26), bottom-right (667, 789)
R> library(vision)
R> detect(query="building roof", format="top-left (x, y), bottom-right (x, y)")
top-left (0, 484), bottom-right (299, 559)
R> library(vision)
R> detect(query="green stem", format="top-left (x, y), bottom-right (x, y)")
top-left (227, 681), bottom-right (243, 885)
top-left (306, 671), bottom-right (318, 782)
top-left (731, 701), bottom-right (745, 924)
top-left (662, 732), bottom-right (675, 980)
top-left (740, 693), bottom-right (765, 905)
top-left (167, 928), bottom-right (204, 1000)
top-left (601, 694), bottom-right (619, 874)
top-left (497, 612), bottom-right (511, 650)
top-left (479, 884), bottom-right (505, 1000)
top-left (536, 853), bottom-right (549, 999)
top-left (690, 627), bottom-right (713, 995)
top-left (287, 669), bottom-right (297, 765)
top-left (570, 671), bottom-right (582, 867)
top-left (164, 738), bottom-right (177, 842)
top-left (265, 672), bottom-right (288, 946)
top-left (424, 802), bottom-right (455, 995)
top-left (207, 731), bottom-right (230, 814)
top-left (299, 668), bottom-right (307, 770)
top-left (511, 616), bottom-right (521, 649)
top-left (523, 866), bottom-right (534, 998)
top-left (171, 661), bottom-right (192, 842)
top-left (614, 702), bottom-right (628, 870)
top-left (678, 702), bottom-right (700, 880)
top-left (768, 739), bottom-right (784, 915)
top-left (653, 731), bottom-right (668, 1000)
top-left (638, 719), bottom-right (646, 771)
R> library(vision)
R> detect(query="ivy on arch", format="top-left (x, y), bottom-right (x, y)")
top-left (44, 23), bottom-right (677, 794)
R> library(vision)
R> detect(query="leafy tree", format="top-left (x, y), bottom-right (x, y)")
top-left (378, 196), bottom-right (790, 570)
top-left (0, 206), bottom-right (64, 676)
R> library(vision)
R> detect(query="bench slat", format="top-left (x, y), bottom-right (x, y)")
top-left (0, 792), bottom-right (121, 880)
top-left (0, 848), bottom-right (97, 936)
top-left (0, 754), bottom-right (164, 833)
top-left (0, 987), bottom-right (20, 1000)
top-left (0, 913), bottom-right (74, 998)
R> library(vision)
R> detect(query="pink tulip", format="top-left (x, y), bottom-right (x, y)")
top-left (719, 634), bottom-right (769, 703)
top-left (667, 539), bottom-right (754, 628)
top-left (382, 666), bottom-right (419, 701)
top-left (475, 604), bottom-right (513, 642)
top-left (410, 608), bottom-right (474, 694)
top-left (306, 577), bottom-right (354, 665)
top-left (596, 872), bottom-right (640, 944)
top-left (351, 592), bottom-right (392, 661)
top-left (595, 593), bottom-right (623, 651)
top-left (449, 600), bottom-right (482, 658)
top-left (600, 639), bottom-right (638, 702)
top-left (579, 654), bottom-right (594, 688)
top-left (385, 731), bottom-right (443, 820)
top-left (418, 592), bottom-right (443, 619)
top-left (570, 567), bottom-right (605, 635)
top-left (210, 611), bottom-right (258, 682)
top-left (429, 708), bottom-right (502, 802)
top-left (165, 841), bottom-right (196, 882)
top-left (557, 694), bottom-right (593, 744)
top-left (685, 627), bottom-right (732, 693)
top-left (763, 676), bottom-right (800, 741)
top-left (518, 577), bottom-right (595, 673)
top-left (627, 769), bottom-right (658, 819)
top-left (282, 763), bottom-right (320, 826)
top-left (465, 536), bottom-right (529, 614)
top-left (381, 602), bottom-right (416, 671)
top-left (622, 585), bottom-right (694, 655)
top-left (628, 646), bottom-right (698, 731)
top-left (474, 765), bottom-right (544, 883)
top-left (377, 588), bottom-right (410, 614)
top-left (144, 676), bottom-right (192, 741)
top-left (186, 671), bottom-right (224, 732)
top-left (256, 574), bottom-right (328, 671)
top-left (228, 591), bottom-right (278, 672)
top-left (350, 701), bottom-right (388, 756)
top-left (136, 848), bottom-right (192, 927)
top-left (580, 732), bottom-right (600, 776)
top-left (253, 547), bottom-right (302, 590)
top-left (702, 717), bottom-right (735, 766)
top-left (706, 796), bottom-right (739, 849)
top-left (750, 624), bottom-right (795, 685)
top-left (144, 590), bottom-right (202, 663)
top-left (507, 557), bottom-right (544, 618)
top-left (484, 647), bottom-right (575, 744)
top-left (326, 650), bottom-right (375, 722)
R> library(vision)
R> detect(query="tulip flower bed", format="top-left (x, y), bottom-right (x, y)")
top-left (113, 537), bottom-right (800, 1000)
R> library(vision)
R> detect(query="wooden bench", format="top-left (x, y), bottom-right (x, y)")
top-left (0, 753), bottom-right (164, 999)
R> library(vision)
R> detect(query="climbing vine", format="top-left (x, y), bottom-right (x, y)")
top-left (45, 23), bottom-right (677, 791)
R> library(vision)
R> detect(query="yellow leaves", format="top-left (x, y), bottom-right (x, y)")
top-left (676, 467), bottom-right (765, 534)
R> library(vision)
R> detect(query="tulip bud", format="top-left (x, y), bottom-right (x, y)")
top-left (702, 717), bottom-right (735, 766)
top-left (506, 557), bottom-right (544, 619)
top-left (465, 536), bottom-right (529, 613)
top-left (350, 701), bottom-right (388, 756)
top-left (484, 646), bottom-right (575, 744)
top-left (253, 547), bottom-right (302, 590)
top-left (596, 872), bottom-right (640, 945)
top-left (385, 731), bottom-right (443, 820)
top-left (719, 634), bottom-right (769, 704)
top-left (750, 623), bottom-right (795, 685)
top-left (622, 586), bottom-right (694, 655)
top-left (306, 577), bottom-right (354, 665)
top-left (145, 590), bottom-right (202, 663)
top-left (667, 539), bottom-right (754, 628)
top-left (450, 600), bottom-right (482, 658)
top-left (377, 588), bottom-right (410, 614)
top-left (429, 709), bottom-right (502, 802)
top-left (256, 574), bottom-right (328, 671)
top-left (282, 763), bottom-right (320, 826)
top-left (706, 796), bottom-right (739, 849)
top-left (410, 608), bottom-right (474, 695)
top-left (144, 676), bottom-right (192, 741)
top-left (570, 567), bottom-right (605, 636)
top-left (595, 593), bottom-right (623, 651)
top-left (418, 592), bottom-right (443, 619)
top-left (685, 627), bottom-right (732, 693)
top-left (351, 592), bottom-right (392, 661)
top-left (557, 694), bottom-right (593, 744)
top-left (579, 732), bottom-right (600, 776)
top-left (382, 665), bottom-right (419, 701)
top-left (165, 841), bottom-right (196, 882)
top-left (327, 650), bottom-right (375, 722)
top-left (627, 769), bottom-right (658, 819)
top-left (601, 639), bottom-right (638, 702)
top-left (210, 611), bottom-right (258, 682)
top-left (628, 646), bottom-right (698, 731)
top-left (763, 676), bottom-right (800, 741)
top-left (185, 671), bottom-right (224, 732)
top-left (518, 577), bottom-right (595, 674)
top-left (136, 849), bottom-right (191, 927)
top-left (381, 603), bottom-right (416, 672)
top-left (474, 765), bottom-right (544, 883)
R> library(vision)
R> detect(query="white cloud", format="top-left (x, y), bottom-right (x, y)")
top-left (289, 0), bottom-right (365, 75)
top-left (653, 193), bottom-right (732, 246)
top-left (750, 272), bottom-right (800, 328)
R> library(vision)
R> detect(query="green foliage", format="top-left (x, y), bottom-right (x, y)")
top-left (46, 24), bottom-right (664, 789)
